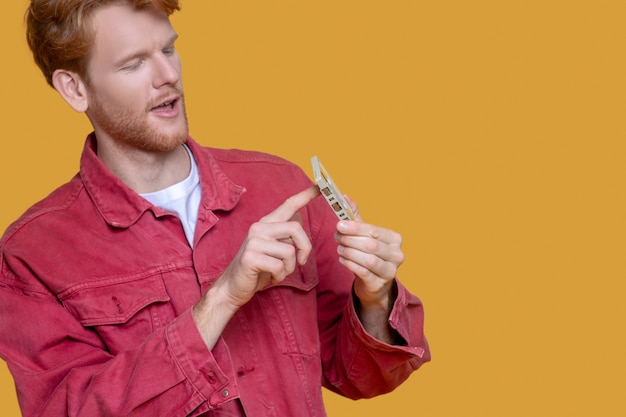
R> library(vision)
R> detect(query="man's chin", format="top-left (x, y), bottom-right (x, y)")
top-left (147, 132), bottom-right (188, 153)
top-left (143, 118), bottom-right (189, 151)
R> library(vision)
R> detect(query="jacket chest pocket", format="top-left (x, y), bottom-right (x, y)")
top-left (60, 274), bottom-right (174, 355)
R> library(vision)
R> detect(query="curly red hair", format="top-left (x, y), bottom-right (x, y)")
top-left (26, 0), bottom-right (181, 86)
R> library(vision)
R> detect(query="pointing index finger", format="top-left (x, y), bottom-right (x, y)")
top-left (261, 186), bottom-right (321, 223)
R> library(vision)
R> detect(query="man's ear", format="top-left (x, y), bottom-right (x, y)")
top-left (51, 69), bottom-right (90, 113)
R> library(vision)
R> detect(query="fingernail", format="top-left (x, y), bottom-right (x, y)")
top-left (338, 221), bottom-right (348, 232)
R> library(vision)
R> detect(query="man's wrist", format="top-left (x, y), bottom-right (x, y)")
top-left (192, 282), bottom-right (239, 350)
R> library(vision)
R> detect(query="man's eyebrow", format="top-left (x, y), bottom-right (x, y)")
top-left (166, 32), bottom-right (179, 46)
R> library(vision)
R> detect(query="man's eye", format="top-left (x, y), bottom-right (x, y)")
top-left (163, 47), bottom-right (175, 56)
top-left (122, 60), bottom-right (143, 71)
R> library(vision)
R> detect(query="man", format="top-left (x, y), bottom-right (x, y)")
top-left (0, 1), bottom-right (429, 415)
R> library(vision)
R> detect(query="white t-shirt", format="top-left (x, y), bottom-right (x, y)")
top-left (140, 145), bottom-right (201, 247)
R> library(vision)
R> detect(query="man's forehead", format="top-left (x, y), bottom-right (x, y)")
top-left (91, 3), bottom-right (176, 48)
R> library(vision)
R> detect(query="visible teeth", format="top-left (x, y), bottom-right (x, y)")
top-left (152, 100), bottom-right (175, 111)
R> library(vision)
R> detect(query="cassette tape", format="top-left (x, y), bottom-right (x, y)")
top-left (311, 155), bottom-right (355, 221)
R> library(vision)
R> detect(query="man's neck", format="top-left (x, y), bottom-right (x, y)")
top-left (95, 138), bottom-right (191, 194)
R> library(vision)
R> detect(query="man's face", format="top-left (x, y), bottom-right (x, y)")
top-left (84, 4), bottom-right (188, 152)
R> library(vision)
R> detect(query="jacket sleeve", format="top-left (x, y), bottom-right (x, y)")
top-left (0, 268), bottom-right (237, 417)
top-left (326, 280), bottom-right (430, 398)
top-left (309, 194), bottom-right (431, 399)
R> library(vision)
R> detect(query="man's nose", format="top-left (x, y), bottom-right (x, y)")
top-left (153, 53), bottom-right (180, 88)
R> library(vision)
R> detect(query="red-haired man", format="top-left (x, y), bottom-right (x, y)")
top-left (0, 1), bottom-right (429, 415)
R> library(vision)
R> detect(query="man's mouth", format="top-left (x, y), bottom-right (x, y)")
top-left (151, 99), bottom-right (177, 111)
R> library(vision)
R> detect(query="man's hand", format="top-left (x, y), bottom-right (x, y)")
top-left (193, 186), bottom-right (320, 349)
top-left (335, 195), bottom-right (405, 344)
top-left (219, 185), bottom-right (320, 308)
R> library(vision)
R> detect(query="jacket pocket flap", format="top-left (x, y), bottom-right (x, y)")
top-left (61, 274), bottom-right (170, 326)
top-left (262, 260), bottom-right (319, 292)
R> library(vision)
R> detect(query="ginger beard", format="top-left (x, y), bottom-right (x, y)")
top-left (87, 86), bottom-right (189, 153)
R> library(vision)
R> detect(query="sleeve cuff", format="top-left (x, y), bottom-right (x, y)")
top-left (347, 279), bottom-right (427, 359)
top-left (165, 308), bottom-right (240, 407)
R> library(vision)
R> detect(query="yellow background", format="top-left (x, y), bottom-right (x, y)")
top-left (1, 1), bottom-right (625, 416)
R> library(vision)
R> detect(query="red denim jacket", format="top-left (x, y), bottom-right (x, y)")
top-left (0, 135), bottom-right (429, 416)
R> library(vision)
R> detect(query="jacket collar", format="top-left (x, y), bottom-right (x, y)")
top-left (80, 133), bottom-right (245, 228)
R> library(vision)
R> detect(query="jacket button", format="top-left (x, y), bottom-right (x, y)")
top-left (221, 390), bottom-right (229, 398)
